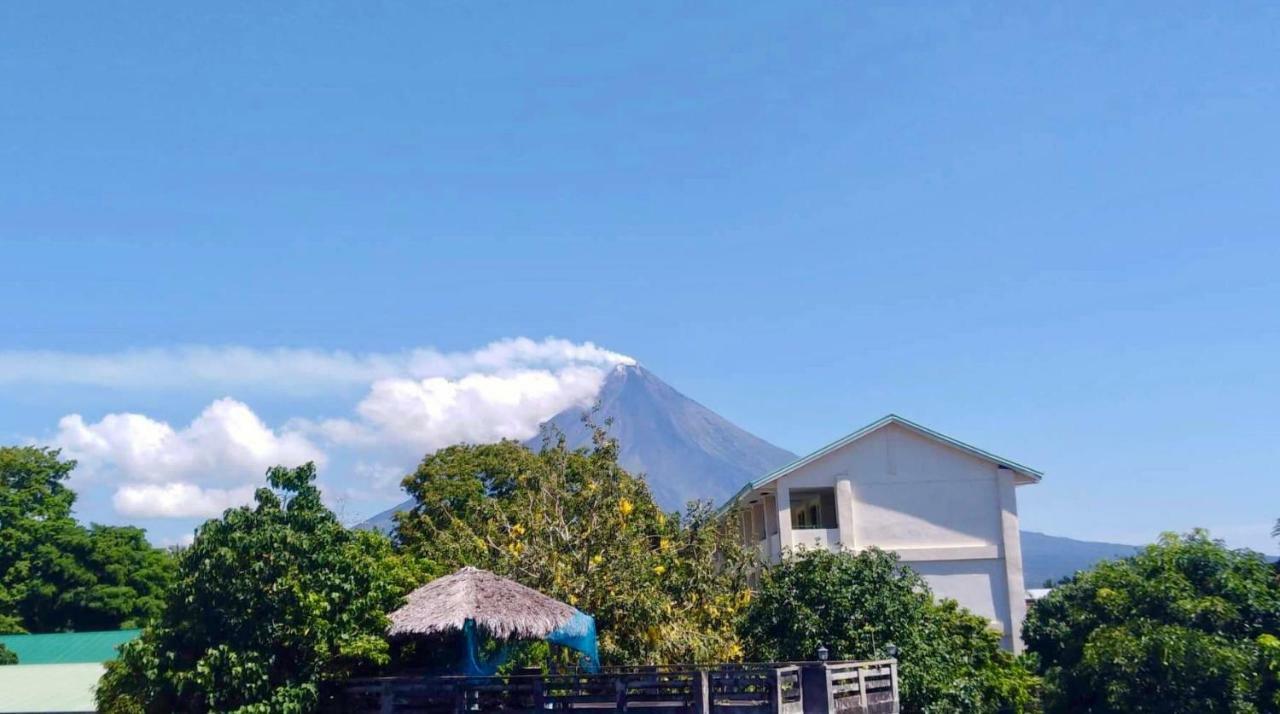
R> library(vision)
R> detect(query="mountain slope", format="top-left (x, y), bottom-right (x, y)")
top-left (359, 364), bottom-right (797, 531)
top-left (533, 364), bottom-right (798, 509)
top-left (1019, 531), bottom-right (1142, 587)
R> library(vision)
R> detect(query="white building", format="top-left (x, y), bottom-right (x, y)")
top-left (724, 415), bottom-right (1040, 651)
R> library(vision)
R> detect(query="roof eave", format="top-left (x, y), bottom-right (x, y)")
top-left (718, 414), bottom-right (1043, 511)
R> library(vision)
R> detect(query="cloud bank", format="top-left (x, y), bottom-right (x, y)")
top-left (41, 338), bottom-right (631, 519)
top-left (56, 398), bottom-right (325, 484)
top-left (56, 398), bottom-right (326, 518)
top-left (1, 338), bottom-right (632, 391)
top-left (335, 366), bottom-right (606, 452)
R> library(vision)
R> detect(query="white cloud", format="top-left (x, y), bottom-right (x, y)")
top-left (54, 398), bottom-right (325, 519)
top-left (56, 398), bottom-right (325, 484)
top-left (37, 338), bottom-right (632, 520)
top-left (345, 366), bottom-right (606, 452)
top-left (114, 483), bottom-right (258, 518)
top-left (0, 338), bottom-right (633, 392)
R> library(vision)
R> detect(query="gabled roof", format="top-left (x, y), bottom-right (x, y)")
top-left (723, 414), bottom-right (1042, 509)
top-left (0, 629), bottom-right (139, 665)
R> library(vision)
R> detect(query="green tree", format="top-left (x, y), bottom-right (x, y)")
top-left (0, 446), bottom-right (175, 633)
top-left (739, 547), bottom-right (1038, 713)
top-left (0, 642), bottom-right (15, 665)
top-left (395, 427), bottom-right (754, 665)
top-left (97, 463), bottom-right (413, 714)
top-left (1024, 530), bottom-right (1280, 713)
top-left (0, 446), bottom-right (78, 632)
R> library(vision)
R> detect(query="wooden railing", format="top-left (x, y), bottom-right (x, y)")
top-left (323, 660), bottom-right (894, 714)
top-left (826, 660), bottom-right (898, 714)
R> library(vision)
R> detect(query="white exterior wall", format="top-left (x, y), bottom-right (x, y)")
top-left (746, 423), bottom-right (1029, 651)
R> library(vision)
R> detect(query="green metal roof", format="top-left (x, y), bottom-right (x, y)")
top-left (0, 663), bottom-right (103, 713)
top-left (0, 630), bottom-right (139, 665)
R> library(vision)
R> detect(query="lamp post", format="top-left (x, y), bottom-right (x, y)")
top-left (816, 645), bottom-right (829, 662)
top-left (885, 642), bottom-right (899, 660)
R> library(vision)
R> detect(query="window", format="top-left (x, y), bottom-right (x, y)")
top-left (790, 488), bottom-right (838, 529)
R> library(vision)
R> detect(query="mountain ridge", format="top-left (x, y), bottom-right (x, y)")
top-left (533, 364), bottom-right (798, 509)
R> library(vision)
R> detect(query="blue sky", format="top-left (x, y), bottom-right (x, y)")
top-left (2, 2), bottom-right (1278, 549)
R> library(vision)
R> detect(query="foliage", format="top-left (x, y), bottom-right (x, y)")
top-left (739, 547), bottom-right (1038, 713)
top-left (0, 446), bottom-right (175, 633)
top-left (97, 463), bottom-right (415, 714)
top-left (1024, 530), bottom-right (1280, 713)
top-left (394, 425), bottom-right (754, 665)
top-left (0, 642), bottom-right (15, 665)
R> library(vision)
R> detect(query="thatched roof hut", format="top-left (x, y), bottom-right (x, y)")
top-left (388, 567), bottom-right (581, 640)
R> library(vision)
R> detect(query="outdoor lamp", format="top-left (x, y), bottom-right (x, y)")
top-left (885, 642), bottom-right (899, 659)
top-left (816, 645), bottom-right (829, 661)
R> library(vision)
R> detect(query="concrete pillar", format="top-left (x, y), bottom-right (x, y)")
top-left (764, 494), bottom-right (778, 536)
top-left (996, 466), bottom-right (1027, 652)
top-left (776, 485), bottom-right (793, 557)
top-left (835, 478), bottom-right (856, 552)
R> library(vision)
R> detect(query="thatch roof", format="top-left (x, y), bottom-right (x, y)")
top-left (387, 567), bottom-right (580, 640)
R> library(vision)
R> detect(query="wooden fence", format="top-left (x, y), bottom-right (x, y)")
top-left (808, 661), bottom-right (898, 714)
top-left (323, 660), bottom-right (894, 714)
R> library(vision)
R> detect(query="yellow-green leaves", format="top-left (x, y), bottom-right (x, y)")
top-left (395, 425), bottom-right (754, 665)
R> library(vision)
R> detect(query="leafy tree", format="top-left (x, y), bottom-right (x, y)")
top-left (0, 642), bottom-right (15, 665)
top-left (739, 547), bottom-right (1038, 713)
top-left (0, 446), bottom-right (175, 633)
top-left (395, 426), bottom-right (754, 665)
top-left (0, 446), bottom-right (78, 632)
top-left (97, 463), bottom-right (414, 714)
top-left (66, 524), bottom-right (174, 630)
top-left (1024, 530), bottom-right (1280, 713)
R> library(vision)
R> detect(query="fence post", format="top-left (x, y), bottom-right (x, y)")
top-left (889, 661), bottom-right (900, 714)
top-left (769, 668), bottom-right (783, 714)
top-left (857, 666), bottom-right (869, 714)
top-left (533, 676), bottom-right (546, 711)
top-left (799, 664), bottom-right (829, 714)
top-left (615, 676), bottom-right (629, 712)
top-left (452, 683), bottom-right (467, 714)
top-left (379, 681), bottom-right (394, 714)
top-left (692, 670), bottom-right (710, 714)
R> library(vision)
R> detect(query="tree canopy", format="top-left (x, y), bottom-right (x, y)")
top-left (1024, 530), bottom-right (1280, 713)
top-left (97, 463), bottom-right (413, 714)
top-left (0, 446), bottom-right (174, 634)
top-left (739, 547), bottom-right (1038, 713)
top-left (394, 426), bottom-right (754, 665)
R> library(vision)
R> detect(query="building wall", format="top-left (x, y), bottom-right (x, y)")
top-left (757, 423), bottom-right (1028, 651)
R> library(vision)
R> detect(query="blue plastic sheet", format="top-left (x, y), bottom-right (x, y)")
top-left (459, 610), bottom-right (600, 675)
top-left (461, 618), bottom-right (510, 676)
top-left (545, 610), bottom-right (601, 673)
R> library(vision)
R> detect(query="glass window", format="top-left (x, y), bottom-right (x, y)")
top-left (789, 488), bottom-right (838, 529)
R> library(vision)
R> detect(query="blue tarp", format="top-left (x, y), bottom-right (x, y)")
top-left (545, 610), bottom-right (600, 673)
top-left (459, 610), bottom-right (600, 675)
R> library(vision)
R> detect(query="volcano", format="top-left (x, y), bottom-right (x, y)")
top-left (532, 364), bottom-right (798, 509)
top-left (359, 363), bottom-right (795, 530)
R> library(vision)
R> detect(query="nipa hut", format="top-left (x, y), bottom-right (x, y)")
top-left (388, 567), bottom-right (600, 674)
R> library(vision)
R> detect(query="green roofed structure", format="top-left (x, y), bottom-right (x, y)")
top-left (0, 629), bottom-right (140, 665)
top-left (0, 630), bottom-right (140, 714)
